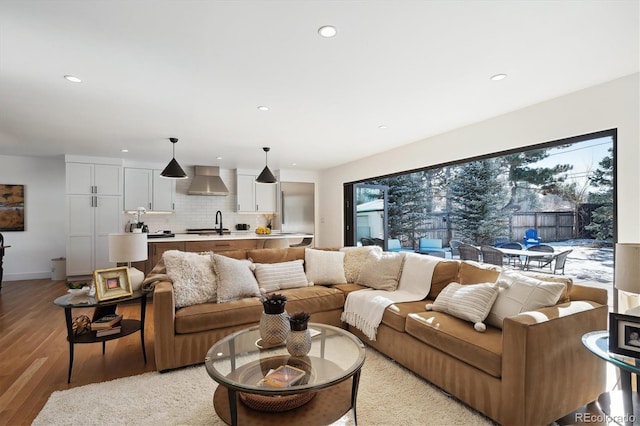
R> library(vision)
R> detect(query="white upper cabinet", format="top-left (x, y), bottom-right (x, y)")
top-left (236, 171), bottom-right (276, 213)
top-left (124, 168), bottom-right (175, 211)
top-left (66, 163), bottom-right (122, 195)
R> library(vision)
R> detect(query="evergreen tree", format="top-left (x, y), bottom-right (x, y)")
top-left (371, 171), bottom-right (430, 249)
top-left (586, 148), bottom-right (614, 241)
top-left (501, 149), bottom-right (572, 211)
top-left (448, 159), bottom-right (509, 245)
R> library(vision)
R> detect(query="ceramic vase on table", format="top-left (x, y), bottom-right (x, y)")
top-left (259, 293), bottom-right (289, 345)
top-left (287, 312), bottom-right (312, 357)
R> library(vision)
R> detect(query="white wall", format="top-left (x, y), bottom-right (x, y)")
top-left (317, 73), bottom-right (640, 248)
top-left (0, 155), bottom-right (67, 280)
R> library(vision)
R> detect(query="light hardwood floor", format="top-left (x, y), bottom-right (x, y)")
top-left (0, 278), bottom-right (618, 426)
top-left (0, 279), bottom-right (156, 425)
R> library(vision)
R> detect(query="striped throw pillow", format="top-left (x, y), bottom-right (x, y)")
top-left (426, 282), bottom-right (499, 332)
top-left (253, 260), bottom-right (309, 292)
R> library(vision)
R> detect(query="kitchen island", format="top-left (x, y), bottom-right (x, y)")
top-left (141, 232), bottom-right (313, 274)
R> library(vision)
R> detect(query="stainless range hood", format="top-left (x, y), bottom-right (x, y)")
top-left (187, 166), bottom-right (229, 195)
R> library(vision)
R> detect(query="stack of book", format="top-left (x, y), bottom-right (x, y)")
top-left (91, 313), bottom-right (123, 337)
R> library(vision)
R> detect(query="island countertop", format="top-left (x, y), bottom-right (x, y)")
top-left (145, 232), bottom-right (313, 243)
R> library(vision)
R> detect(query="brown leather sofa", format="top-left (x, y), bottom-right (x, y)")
top-left (146, 246), bottom-right (607, 426)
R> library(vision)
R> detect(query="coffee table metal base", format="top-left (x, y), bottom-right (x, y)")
top-left (214, 380), bottom-right (352, 425)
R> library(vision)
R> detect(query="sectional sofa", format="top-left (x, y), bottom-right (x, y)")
top-left (143, 245), bottom-right (607, 426)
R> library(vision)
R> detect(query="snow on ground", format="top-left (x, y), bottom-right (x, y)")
top-left (548, 239), bottom-right (614, 284)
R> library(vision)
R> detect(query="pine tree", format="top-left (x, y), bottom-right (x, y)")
top-left (585, 147), bottom-right (613, 241)
top-left (448, 159), bottom-right (510, 245)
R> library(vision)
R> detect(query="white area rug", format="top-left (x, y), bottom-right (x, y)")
top-left (34, 348), bottom-right (493, 425)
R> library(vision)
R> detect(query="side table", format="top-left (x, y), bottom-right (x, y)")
top-left (53, 290), bottom-right (149, 383)
top-left (582, 330), bottom-right (639, 425)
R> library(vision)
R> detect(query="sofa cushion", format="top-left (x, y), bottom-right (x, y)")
top-left (426, 282), bottom-right (499, 332)
top-left (340, 246), bottom-right (383, 282)
top-left (275, 286), bottom-right (346, 314)
top-left (456, 261), bottom-right (501, 285)
top-left (485, 269), bottom-right (566, 329)
top-left (305, 248), bottom-right (347, 285)
top-left (247, 247), bottom-right (305, 263)
top-left (212, 254), bottom-right (261, 303)
top-left (406, 311), bottom-right (503, 378)
top-left (162, 250), bottom-right (217, 309)
top-left (426, 260), bottom-right (460, 300)
top-left (380, 300), bottom-right (429, 332)
top-left (253, 260), bottom-right (309, 292)
top-left (356, 251), bottom-right (405, 291)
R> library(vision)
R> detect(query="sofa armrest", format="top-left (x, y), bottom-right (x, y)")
top-left (153, 281), bottom-right (176, 372)
top-left (500, 301), bottom-right (607, 426)
top-left (569, 283), bottom-right (608, 305)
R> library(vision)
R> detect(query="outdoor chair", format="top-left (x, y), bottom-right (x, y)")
top-left (388, 238), bottom-right (414, 252)
top-left (551, 249), bottom-right (572, 274)
top-left (523, 228), bottom-right (542, 247)
top-left (524, 244), bottom-right (555, 270)
top-left (481, 245), bottom-right (505, 266)
top-left (361, 237), bottom-right (375, 246)
top-left (449, 240), bottom-right (463, 258)
top-left (497, 242), bottom-right (524, 267)
top-left (458, 243), bottom-right (481, 261)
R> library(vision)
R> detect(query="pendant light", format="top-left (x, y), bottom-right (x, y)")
top-left (160, 137), bottom-right (188, 179)
top-left (256, 147), bottom-right (277, 183)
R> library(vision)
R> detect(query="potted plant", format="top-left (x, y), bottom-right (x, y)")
top-left (287, 311), bottom-right (312, 356)
top-left (259, 293), bottom-right (289, 345)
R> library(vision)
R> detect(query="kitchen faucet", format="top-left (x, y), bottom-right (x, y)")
top-left (215, 210), bottom-right (223, 235)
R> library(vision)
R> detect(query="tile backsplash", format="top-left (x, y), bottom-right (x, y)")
top-left (122, 168), bottom-right (270, 234)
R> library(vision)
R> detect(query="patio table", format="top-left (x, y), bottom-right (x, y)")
top-left (494, 247), bottom-right (554, 269)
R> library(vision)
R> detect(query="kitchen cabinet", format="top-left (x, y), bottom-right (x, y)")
top-left (124, 168), bottom-right (175, 211)
top-left (185, 239), bottom-right (257, 253)
top-left (66, 161), bottom-right (123, 276)
top-left (148, 241), bottom-right (185, 273)
top-left (236, 172), bottom-right (277, 213)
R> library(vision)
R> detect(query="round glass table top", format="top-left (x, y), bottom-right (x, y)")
top-left (53, 289), bottom-right (147, 308)
top-left (583, 330), bottom-right (640, 375)
top-left (205, 323), bottom-right (366, 396)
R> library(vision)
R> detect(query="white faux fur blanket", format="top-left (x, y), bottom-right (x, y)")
top-left (341, 254), bottom-right (440, 340)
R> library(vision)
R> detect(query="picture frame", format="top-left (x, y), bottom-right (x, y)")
top-left (609, 312), bottom-right (640, 358)
top-left (93, 267), bottom-right (133, 301)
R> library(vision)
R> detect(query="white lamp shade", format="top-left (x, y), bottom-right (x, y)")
top-left (109, 233), bottom-right (148, 263)
top-left (614, 243), bottom-right (640, 294)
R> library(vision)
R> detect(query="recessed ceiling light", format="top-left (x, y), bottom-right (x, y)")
top-left (120, 149), bottom-right (129, 153)
top-left (257, 106), bottom-right (269, 111)
top-left (291, 163), bottom-right (297, 166)
top-left (490, 73), bottom-right (507, 81)
top-left (378, 125), bottom-right (388, 129)
top-left (318, 25), bottom-right (337, 38)
top-left (216, 156), bottom-right (223, 160)
top-left (64, 75), bottom-right (82, 83)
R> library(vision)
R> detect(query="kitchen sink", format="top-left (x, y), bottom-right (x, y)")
top-left (186, 228), bottom-right (230, 235)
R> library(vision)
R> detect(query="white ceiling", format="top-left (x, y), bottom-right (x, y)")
top-left (0, 1), bottom-right (638, 172)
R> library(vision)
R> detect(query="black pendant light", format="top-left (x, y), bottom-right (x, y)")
top-left (160, 137), bottom-right (188, 179)
top-left (256, 147), bottom-right (277, 183)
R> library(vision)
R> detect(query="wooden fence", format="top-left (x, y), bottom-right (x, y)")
top-left (415, 210), bottom-right (585, 247)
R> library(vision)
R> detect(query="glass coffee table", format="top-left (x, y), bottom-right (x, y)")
top-left (205, 323), bottom-right (366, 426)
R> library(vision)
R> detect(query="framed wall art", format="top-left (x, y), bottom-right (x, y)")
top-left (0, 184), bottom-right (25, 231)
top-left (93, 266), bottom-right (133, 301)
top-left (609, 312), bottom-right (640, 358)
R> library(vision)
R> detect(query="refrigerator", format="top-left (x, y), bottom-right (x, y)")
top-left (277, 182), bottom-right (315, 234)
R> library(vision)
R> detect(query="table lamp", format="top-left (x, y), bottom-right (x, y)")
top-left (108, 233), bottom-right (148, 291)
top-left (614, 243), bottom-right (640, 315)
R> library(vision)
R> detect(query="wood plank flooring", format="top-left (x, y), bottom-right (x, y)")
top-left (0, 278), bottom-right (621, 425)
top-left (0, 279), bottom-right (156, 425)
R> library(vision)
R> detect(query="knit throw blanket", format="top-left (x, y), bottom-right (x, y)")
top-left (341, 254), bottom-right (440, 341)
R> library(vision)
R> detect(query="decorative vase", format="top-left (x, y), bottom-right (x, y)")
top-left (287, 329), bottom-right (312, 357)
top-left (259, 311), bottom-right (290, 345)
top-left (287, 311), bottom-right (312, 357)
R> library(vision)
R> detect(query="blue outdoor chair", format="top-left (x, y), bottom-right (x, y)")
top-left (522, 229), bottom-right (542, 247)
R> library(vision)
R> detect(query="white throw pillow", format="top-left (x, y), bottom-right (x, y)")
top-left (304, 248), bottom-right (347, 285)
top-left (485, 270), bottom-right (566, 329)
top-left (162, 250), bottom-right (217, 309)
top-left (340, 246), bottom-right (383, 283)
top-left (212, 254), bottom-right (261, 303)
top-left (425, 282), bottom-right (499, 332)
top-left (253, 260), bottom-right (309, 292)
top-left (356, 251), bottom-right (405, 291)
